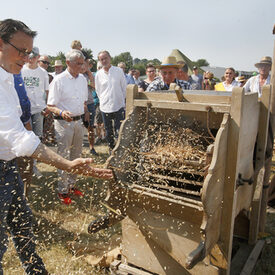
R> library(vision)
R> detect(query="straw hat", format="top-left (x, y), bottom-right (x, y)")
top-left (238, 76), bottom-right (246, 83)
top-left (255, 56), bottom-right (272, 68)
top-left (54, 60), bottom-right (63, 67)
top-left (157, 56), bottom-right (183, 69)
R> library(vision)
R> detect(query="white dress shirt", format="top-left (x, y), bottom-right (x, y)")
top-left (0, 67), bottom-right (40, 161)
top-left (48, 69), bottom-right (88, 116)
top-left (95, 66), bottom-right (127, 113)
top-left (21, 65), bottom-right (49, 114)
top-left (244, 74), bottom-right (271, 97)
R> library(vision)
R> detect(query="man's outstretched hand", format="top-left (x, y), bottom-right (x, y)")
top-left (67, 158), bottom-right (114, 179)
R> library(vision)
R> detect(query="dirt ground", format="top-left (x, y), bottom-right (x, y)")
top-left (2, 143), bottom-right (275, 274)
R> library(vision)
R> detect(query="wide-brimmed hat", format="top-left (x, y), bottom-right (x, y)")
top-left (255, 56), bottom-right (272, 68)
top-left (238, 76), bottom-right (246, 83)
top-left (156, 56), bottom-right (183, 69)
top-left (54, 60), bottom-right (63, 67)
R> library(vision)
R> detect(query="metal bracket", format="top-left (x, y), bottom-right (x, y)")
top-left (236, 173), bottom-right (254, 187)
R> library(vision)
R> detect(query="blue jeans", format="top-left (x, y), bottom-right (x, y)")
top-left (87, 103), bottom-right (96, 127)
top-left (31, 112), bottom-right (44, 139)
top-left (101, 108), bottom-right (125, 149)
top-left (0, 160), bottom-right (46, 274)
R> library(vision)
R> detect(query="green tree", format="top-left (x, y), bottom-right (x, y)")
top-left (133, 64), bottom-right (146, 76)
top-left (193, 59), bottom-right (209, 67)
top-left (112, 52), bottom-right (133, 71)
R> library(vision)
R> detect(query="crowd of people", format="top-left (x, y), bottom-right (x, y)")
top-left (0, 18), bottom-right (273, 274)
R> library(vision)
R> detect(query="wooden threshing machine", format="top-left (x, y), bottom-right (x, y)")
top-left (95, 84), bottom-right (271, 274)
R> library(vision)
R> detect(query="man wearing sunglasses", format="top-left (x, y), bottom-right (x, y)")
top-left (38, 55), bottom-right (51, 71)
top-left (0, 18), bottom-right (113, 274)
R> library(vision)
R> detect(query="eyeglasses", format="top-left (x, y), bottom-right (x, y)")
top-left (147, 70), bottom-right (155, 73)
top-left (4, 40), bottom-right (32, 57)
top-left (39, 60), bottom-right (50, 65)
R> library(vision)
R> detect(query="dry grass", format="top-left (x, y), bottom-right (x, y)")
top-left (2, 144), bottom-right (118, 275)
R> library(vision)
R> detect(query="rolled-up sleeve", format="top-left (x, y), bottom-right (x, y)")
top-left (0, 97), bottom-right (40, 160)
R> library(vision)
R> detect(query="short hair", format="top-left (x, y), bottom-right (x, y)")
top-left (71, 40), bottom-right (82, 49)
top-left (146, 63), bottom-right (155, 70)
top-left (225, 67), bottom-right (235, 73)
top-left (118, 62), bottom-right (126, 68)
top-left (0, 18), bottom-right (37, 42)
top-left (65, 49), bottom-right (84, 61)
top-left (98, 50), bottom-right (111, 59)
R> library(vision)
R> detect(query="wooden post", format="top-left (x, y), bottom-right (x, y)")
top-left (249, 86), bottom-right (271, 244)
top-left (270, 27), bottom-right (275, 131)
top-left (126, 84), bottom-right (139, 117)
top-left (219, 87), bottom-right (245, 274)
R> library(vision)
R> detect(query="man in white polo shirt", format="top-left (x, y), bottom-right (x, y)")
top-left (47, 49), bottom-right (90, 205)
top-left (0, 19), bottom-right (113, 275)
top-left (95, 50), bottom-right (127, 150)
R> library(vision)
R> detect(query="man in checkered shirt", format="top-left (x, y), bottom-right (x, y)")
top-left (146, 56), bottom-right (191, 91)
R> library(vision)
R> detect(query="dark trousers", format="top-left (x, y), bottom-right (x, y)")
top-left (0, 160), bottom-right (46, 274)
top-left (101, 108), bottom-right (125, 149)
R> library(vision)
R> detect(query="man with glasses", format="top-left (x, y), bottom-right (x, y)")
top-left (47, 49), bottom-right (91, 205)
top-left (138, 63), bottom-right (157, 92)
top-left (38, 55), bottom-right (51, 71)
top-left (0, 19), bottom-right (113, 274)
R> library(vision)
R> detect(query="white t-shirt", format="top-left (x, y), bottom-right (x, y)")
top-left (21, 65), bottom-right (49, 114)
top-left (0, 67), bottom-right (40, 161)
top-left (47, 69), bottom-right (88, 116)
top-left (95, 66), bottom-right (127, 113)
top-left (222, 79), bottom-right (240, 91)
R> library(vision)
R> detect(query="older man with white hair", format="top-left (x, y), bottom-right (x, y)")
top-left (244, 56), bottom-right (272, 97)
top-left (47, 49), bottom-right (90, 204)
top-left (147, 56), bottom-right (191, 91)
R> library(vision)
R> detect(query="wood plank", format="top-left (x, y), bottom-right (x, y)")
top-left (220, 87), bottom-right (245, 274)
top-left (148, 173), bottom-right (203, 186)
top-left (126, 84), bottom-right (139, 117)
top-left (200, 113), bottom-right (229, 259)
top-left (169, 83), bottom-right (184, 102)
top-left (230, 243), bottom-right (253, 275)
top-left (145, 182), bottom-right (201, 197)
top-left (133, 99), bottom-right (230, 113)
top-left (258, 86), bottom-right (272, 233)
top-left (249, 167), bottom-right (265, 244)
top-left (116, 262), bottom-right (154, 275)
top-left (132, 184), bottom-right (203, 206)
top-left (138, 91), bottom-right (232, 104)
top-left (240, 240), bottom-right (265, 275)
top-left (122, 208), bottom-right (220, 275)
top-left (270, 39), bottom-right (275, 129)
top-left (140, 163), bottom-right (205, 176)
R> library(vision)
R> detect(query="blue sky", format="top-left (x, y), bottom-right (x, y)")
top-left (1, 0), bottom-right (274, 71)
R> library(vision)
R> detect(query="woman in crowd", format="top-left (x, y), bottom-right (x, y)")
top-left (215, 67), bottom-right (240, 91)
top-left (138, 63), bottom-right (157, 92)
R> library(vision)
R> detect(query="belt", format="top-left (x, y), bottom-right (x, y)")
top-left (54, 114), bottom-right (83, 121)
